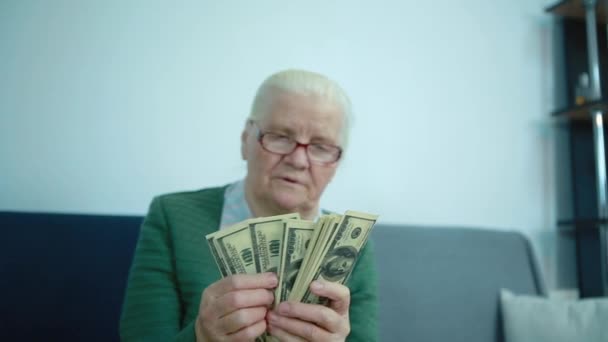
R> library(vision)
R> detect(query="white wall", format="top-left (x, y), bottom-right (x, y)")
top-left (0, 0), bottom-right (573, 289)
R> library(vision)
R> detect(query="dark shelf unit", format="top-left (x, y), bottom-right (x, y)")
top-left (552, 100), bottom-right (608, 120)
top-left (558, 218), bottom-right (608, 227)
top-left (548, 0), bottom-right (608, 297)
top-left (546, 0), bottom-right (608, 22)
top-left (557, 219), bottom-right (608, 237)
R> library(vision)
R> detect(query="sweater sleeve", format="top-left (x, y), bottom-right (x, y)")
top-left (120, 196), bottom-right (196, 342)
top-left (346, 240), bottom-right (378, 342)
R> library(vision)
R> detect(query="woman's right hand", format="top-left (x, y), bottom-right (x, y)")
top-left (195, 272), bottom-right (277, 341)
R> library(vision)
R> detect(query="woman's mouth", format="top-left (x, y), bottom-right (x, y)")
top-left (280, 176), bottom-right (301, 185)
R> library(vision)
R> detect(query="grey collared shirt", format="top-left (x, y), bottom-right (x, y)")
top-left (220, 179), bottom-right (323, 229)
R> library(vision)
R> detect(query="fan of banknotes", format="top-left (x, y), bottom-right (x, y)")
top-left (205, 210), bottom-right (378, 308)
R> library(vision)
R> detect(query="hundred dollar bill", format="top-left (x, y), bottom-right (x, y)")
top-left (289, 215), bottom-right (341, 301)
top-left (308, 215), bottom-right (342, 278)
top-left (249, 213), bottom-right (300, 274)
top-left (275, 219), bottom-right (315, 308)
top-left (212, 221), bottom-right (257, 275)
top-left (298, 211), bottom-right (378, 305)
top-left (249, 214), bottom-right (300, 342)
top-left (288, 216), bottom-right (325, 300)
top-left (205, 233), bottom-right (230, 277)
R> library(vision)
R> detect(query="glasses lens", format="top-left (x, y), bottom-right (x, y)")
top-left (308, 145), bottom-right (340, 163)
top-left (261, 134), bottom-right (294, 154)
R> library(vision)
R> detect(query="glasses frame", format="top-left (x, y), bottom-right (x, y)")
top-left (250, 120), bottom-right (342, 165)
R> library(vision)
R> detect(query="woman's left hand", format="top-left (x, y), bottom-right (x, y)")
top-left (267, 280), bottom-right (350, 342)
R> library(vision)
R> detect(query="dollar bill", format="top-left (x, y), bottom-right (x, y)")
top-left (212, 221), bottom-right (257, 275)
top-left (275, 219), bottom-right (315, 308)
top-left (205, 233), bottom-right (230, 277)
top-left (308, 215), bottom-right (341, 278)
top-left (288, 216), bottom-right (325, 301)
top-left (249, 214), bottom-right (300, 342)
top-left (289, 215), bottom-right (341, 301)
top-left (249, 213), bottom-right (300, 274)
top-left (298, 211), bottom-right (378, 304)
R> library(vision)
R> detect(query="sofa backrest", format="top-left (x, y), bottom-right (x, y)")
top-left (0, 212), bottom-right (142, 342)
top-left (372, 224), bottom-right (546, 342)
top-left (0, 212), bottom-right (546, 342)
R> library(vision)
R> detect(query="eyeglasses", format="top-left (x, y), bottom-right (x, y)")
top-left (250, 121), bottom-right (342, 165)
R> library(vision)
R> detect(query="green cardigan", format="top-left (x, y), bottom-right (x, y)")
top-left (120, 186), bottom-right (377, 341)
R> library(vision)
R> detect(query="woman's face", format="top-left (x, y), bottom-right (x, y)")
top-left (241, 90), bottom-right (344, 217)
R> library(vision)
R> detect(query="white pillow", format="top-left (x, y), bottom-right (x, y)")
top-left (500, 289), bottom-right (608, 342)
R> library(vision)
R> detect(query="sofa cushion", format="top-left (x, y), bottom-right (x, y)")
top-left (500, 289), bottom-right (608, 342)
top-left (372, 224), bottom-right (545, 342)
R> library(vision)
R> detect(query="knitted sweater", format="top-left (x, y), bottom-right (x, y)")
top-left (120, 186), bottom-right (377, 341)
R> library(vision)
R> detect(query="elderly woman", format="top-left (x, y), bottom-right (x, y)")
top-left (120, 69), bottom-right (377, 342)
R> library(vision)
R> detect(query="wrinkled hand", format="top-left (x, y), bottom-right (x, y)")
top-left (196, 272), bottom-right (277, 342)
top-left (267, 280), bottom-right (350, 342)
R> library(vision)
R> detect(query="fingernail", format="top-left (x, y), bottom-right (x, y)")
top-left (311, 281), bottom-right (324, 291)
top-left (266, 291), bottom-right (275, 306)
top-left (278, 302), bottom-right (291, 315)
top-left (267, 273), bottom-right (278, 284)
top-left (268, 311), bottom-right (278, 323)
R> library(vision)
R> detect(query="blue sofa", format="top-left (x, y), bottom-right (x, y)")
top-left (0, 211), bottom-right (545, 341)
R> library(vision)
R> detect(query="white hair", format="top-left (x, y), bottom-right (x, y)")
top-left (248, 69), bottom-right (353, 151)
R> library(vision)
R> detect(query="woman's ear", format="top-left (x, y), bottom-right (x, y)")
top-left (240, 125), bottom-right (249, 161)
